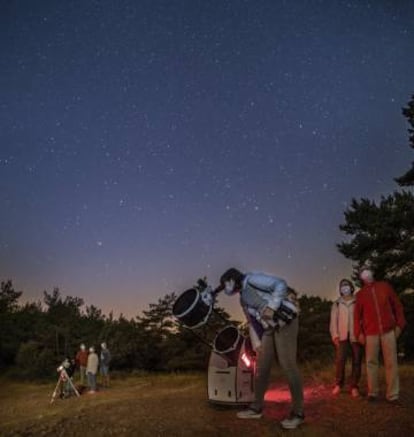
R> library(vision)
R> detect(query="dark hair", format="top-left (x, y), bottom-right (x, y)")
top-left (339, 278), bottom-right (355, 293)
top-left (220, 268), bottom-right (244, 290)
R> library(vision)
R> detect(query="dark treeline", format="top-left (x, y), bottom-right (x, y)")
top-left (1, 280), bottom-right (338, 379)
top-left (1, 280), bottom-right (413, 380)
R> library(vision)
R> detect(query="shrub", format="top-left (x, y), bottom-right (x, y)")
top-left (15, 341), bottom-right (56, 379)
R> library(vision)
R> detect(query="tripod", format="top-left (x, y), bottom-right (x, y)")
top-left (50, 368), bottom-right (80, 403)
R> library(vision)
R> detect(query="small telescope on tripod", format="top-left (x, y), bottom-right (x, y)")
top-left (172, 278), bottom-right (256, 405)
top-left (50, 358), bottom-right (80, 404)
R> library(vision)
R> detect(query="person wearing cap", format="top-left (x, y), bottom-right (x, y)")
top-left (330, 278), bottom-right (362, 398)
top-left (354, 266), bottom-right (406, 403)
top-left (86, 346), bottom-right (99, 393)
top-left (216, 267), bottom-right (304, 430)
top-left (100, 342), bottom-right (111, 388)
top-left (75, 343), bottom-right (88, 385)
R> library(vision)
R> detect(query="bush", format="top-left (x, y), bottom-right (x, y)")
top-left (15, 341), bottom-right (56, 379)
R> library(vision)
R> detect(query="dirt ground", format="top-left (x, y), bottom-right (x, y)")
top-left (1, 365), bottom-right (414, 436)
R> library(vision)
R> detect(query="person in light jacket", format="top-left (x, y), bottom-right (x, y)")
top-left (329, 278), bottom-right (362, 397)
top-left (86, 346), bottom-right (99, 393)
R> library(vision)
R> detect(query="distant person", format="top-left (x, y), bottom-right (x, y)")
top-left (354, 266), bottom-right (406, 402)
top-left (100, 342), bottom-right (111, 387)
top-left (329, 278), bottom-right (362, 398)
top-left (86, 346), bottom-right (99, 393)
top-left (215, 268), bottom-right (304, 430)
top-left (75, 343), bottom-right (88, 385)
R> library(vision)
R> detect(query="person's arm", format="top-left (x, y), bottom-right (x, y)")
top-left (354, 294), bottom-right (364, 344)
top-left (272, 277), bottom-right (288, 296)
top-left (329, 302), bottom-right (339, 344)
top-left (241, 305), bottom-right (263, 351)
top-left (257, 274), bottom-right (287, 311)
top-left (241, 274), bottom-right (288, 324)
top-left (388, 284), bottom-right (406, 335)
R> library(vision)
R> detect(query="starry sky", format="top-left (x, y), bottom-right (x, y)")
top-left (1, 0), bottom-right (414, 320)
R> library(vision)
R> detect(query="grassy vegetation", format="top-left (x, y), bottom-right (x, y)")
top-left (1, 362), bottom-right (414, 436)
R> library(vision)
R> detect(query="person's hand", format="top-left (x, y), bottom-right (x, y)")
top-left (395, 326), bottom-right (402, 339)
top-left (254, 345), bottom-right (263, 355)
top-left (358, 334), bottom-right (365, 345)
top-left (261, 307), bottom-right (275, 321)
top-left (333, 337), bottom-right (340, 347)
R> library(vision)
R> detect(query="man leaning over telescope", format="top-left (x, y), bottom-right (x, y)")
top-left (214, 267), bottom-right (304, 430)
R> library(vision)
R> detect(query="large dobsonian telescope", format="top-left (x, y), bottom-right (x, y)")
top-left (172, 279), bottom-right (255, 405)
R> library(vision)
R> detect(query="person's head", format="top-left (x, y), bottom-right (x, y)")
top-left (219, 268), bottom-right (244, 296)
top-left (101, 342), bottom-right (107, 349)
top-left (359, 266), bottom-right (375, 284)
top-left (89, 346), bottom-right (95, 353)
top-left (80, 343), bottom-right (86, 351)
top-left (338, 278), bottom-right (354, 296)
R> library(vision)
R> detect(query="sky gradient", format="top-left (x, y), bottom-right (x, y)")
top-left (1, 0), bottom-right (414, 320)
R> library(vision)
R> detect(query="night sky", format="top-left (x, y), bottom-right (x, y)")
top-left (1, 1), bottom-right (414, 320)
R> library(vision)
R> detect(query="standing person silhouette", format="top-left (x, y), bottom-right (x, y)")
top-left (354, 266), bottom-right (406, 402)
top-left (330, 278), bottom-right (362, 397)
top-left (75, 343), bottom-right (88, 385)
top-left (100, 342), bottom-right (111, 387)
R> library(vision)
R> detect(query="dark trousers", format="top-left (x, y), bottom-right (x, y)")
top-left (335, 340), bottom-right (362, 389)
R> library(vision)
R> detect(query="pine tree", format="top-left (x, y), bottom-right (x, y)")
top-left (338, 192), bottom-right (414, 293)
top-left (395, 94), bottom-right (414, 186)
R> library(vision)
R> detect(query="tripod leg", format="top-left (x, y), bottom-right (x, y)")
top-left (67, 375), bottom-right (80, 397)
top-left (50, 377), bottom-right (62, 404)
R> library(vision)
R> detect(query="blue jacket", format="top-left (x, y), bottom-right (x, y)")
top-left (240, 272), bottom-right (288, 313)
top-left (239, 272), bottom-right (289, 349)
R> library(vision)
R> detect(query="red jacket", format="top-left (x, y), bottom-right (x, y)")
top-left (354, 281), bottom-right (406, 338)
top-left (75, 350), bottom-right (88, 367)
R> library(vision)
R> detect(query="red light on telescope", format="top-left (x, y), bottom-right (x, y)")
top-left (241, 352), bottom-right (252, 368)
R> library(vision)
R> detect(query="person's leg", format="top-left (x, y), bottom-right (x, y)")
top-left (335, 341), bottom-right (348, 388)
top-left (249, 330), bottom-right (275, 412)
top-left (80, 366), bottom-right (86, 385)
top-left (91, 373), bottom-right (97, 391)
top-left (380, 330), bottom-right (399, 401)
top-left (101, 366), bottom-right (109, 387)
top-left (87, 371), bottom-right (92, 390)
top-left (65, 379), bottom-right (72, 396)
top-left (365, 335), bottom-right (380, 398)
top-left (350, 342), bottom-right (363, 389)
top-left (274, 318), bottom-right (304, 416)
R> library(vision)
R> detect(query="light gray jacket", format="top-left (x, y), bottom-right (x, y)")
top-left (240, 272), bottom-right (288, 313)
top-left (329, 296), bottom-right (357, 342)
top-left (87, 352), bottom-right (99, 374)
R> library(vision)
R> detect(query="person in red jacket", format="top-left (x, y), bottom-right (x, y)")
top-left (354, 266), bottom-right (406, 403)
top-left (75, 344), bottom-right (89, 386)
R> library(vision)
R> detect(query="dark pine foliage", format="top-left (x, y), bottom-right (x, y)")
top-left (338, 94), bottom-right (414, 358)
top-left (395, 94), bottom-right (414, 187)
top-left (0, 280), bottom-right (336, 378)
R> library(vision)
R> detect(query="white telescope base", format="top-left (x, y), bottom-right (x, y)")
top-left (207, 344), bottom-right (255, 405)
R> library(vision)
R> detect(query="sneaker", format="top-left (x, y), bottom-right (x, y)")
top-left (386, 397), bottom-right (401, 405)
top-left (281, 412), bottom-right (304, 430)
top-left (332, 385), bottom-right (341, 395)
top-left (88, 390), bottom-right (96, 394)
top-left (236, 409), bottom-right (262, 419)
top-left (351, 388), bottom-right (360, 398)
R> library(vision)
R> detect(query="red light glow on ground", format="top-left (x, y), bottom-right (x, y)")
top-left (265, 383), bottom-right (329, 403)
